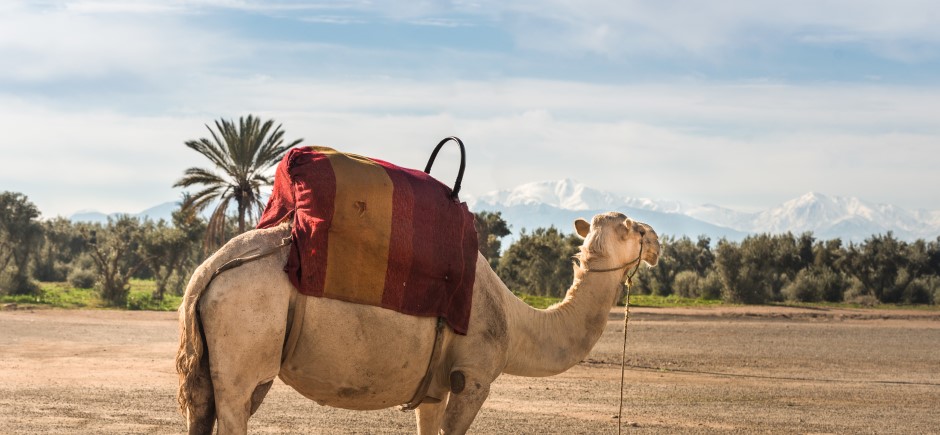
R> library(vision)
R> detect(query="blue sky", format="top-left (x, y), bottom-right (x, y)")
top-left (2, 0), bottom-right (939, 217)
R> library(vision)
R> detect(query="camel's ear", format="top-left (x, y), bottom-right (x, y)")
top-left (574, 218), bottom-right (591, 238)
top-left (616, 218), bottom-right (632, 240)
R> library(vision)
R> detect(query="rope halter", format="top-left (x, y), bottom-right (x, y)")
top-left (581, 240), bottom-right (645, 288)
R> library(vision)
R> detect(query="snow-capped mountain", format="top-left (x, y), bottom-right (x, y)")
top-left (467, 180), bottom-right (940, 242)
top-left (71, 180), bottom-right (940, 243)
top-left (739, 192), bottom-right (940, 241)
top-left (468, 178), bottom-right (623, 211)
top-left (70, 202), bottom-right (179, 224)
top-left (467, 180), bottom-right (750, 242)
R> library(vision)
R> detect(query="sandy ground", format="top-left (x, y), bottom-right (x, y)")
top-left (1, 305), bottom-right (938, 434)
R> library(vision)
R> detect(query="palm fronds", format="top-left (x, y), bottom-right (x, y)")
top-left (174, 114), bottom-right (302, 251)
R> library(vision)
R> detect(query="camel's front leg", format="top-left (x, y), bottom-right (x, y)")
top-left (440, 376), bottom-right (491, 435)
top-left (416, 399), bottom-right (447, 435)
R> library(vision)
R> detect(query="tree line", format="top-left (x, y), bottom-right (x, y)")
top-left (0, 191), bottom-right (208, 306)
top-left (3, 193), bottom-right (940, 307)
top-left (4, 114), bottom-right (938, 307)
top-left (476, 212), bottom-right (940, 306)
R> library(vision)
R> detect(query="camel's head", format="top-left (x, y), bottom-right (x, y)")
top-left (574, 212), bottom-right (660, 271)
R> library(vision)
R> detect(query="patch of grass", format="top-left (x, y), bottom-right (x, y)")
top-left (1, 280), bottom-right (181, 311)
top-left (6, 281), bottom-right (933, 313)
top-left (1, 282), bottom-right (104, 309)
top-left (512, 292), bottom-right (724, 309)
top-left (773, 301), bottom-right (940, 311)
top-left (626, 294), bottom-right (727, 308)
top-left (514, 293), bottom-right (563, 309)
top-left (126, 279), bottom-right (181, 311)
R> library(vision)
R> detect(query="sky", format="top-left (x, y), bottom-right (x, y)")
top-left (2, 0), bottom-right (939, 218)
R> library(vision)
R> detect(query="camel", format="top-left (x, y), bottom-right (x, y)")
top-left (176, 211), bottom-right (660, 434)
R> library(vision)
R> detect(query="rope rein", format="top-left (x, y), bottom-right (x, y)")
top-left (619, 242), bottom-right (642, 434)
top-left (618, 275), bottom-right (634, 434)
top-left (583, 242), bottom-right (644, 435)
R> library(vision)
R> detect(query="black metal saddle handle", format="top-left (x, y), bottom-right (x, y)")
top-left (424, 136), bottom-right (466, 199)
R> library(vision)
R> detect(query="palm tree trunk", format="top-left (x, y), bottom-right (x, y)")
top-left (238, 202), bottom-right (247, 233)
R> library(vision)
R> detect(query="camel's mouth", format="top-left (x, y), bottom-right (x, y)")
top-left (639, 224), bottom-right (661, 267)
top-left (642, 249), bottom-right (660, 268)
top-left (641, 247), bottom-right (660, 267)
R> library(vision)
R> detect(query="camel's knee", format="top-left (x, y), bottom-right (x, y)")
top-left (249, 380), bottom-right (274, 416)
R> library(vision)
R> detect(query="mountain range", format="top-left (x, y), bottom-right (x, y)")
top-left (69, 179), bottom-right (940, 243)
top-left (464, 179), bottom-right (940, 243)
top-left (69, 202), bottom-right (181, 225)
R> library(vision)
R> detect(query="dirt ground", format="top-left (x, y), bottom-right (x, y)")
top-left (1, 305), bottom-right (938, 434)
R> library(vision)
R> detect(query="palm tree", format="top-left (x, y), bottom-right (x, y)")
top-left (174, 114), bottom-right (302, 249)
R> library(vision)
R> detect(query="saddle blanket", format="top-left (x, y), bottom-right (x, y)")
top-left (257, 146), bottom-right (478, 335)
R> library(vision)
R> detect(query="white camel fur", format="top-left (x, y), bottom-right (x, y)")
top-left (176, 211), bottom-right (660, 434)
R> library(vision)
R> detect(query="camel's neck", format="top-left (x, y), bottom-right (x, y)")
top-left (501, 267), bottom-right (623, 377)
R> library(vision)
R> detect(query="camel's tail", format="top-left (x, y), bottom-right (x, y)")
top-left (175, 248), bottom-right (220, 425)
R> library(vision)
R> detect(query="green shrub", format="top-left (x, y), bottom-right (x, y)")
top-left (783, 270), bottom-right (815, 302)
top-left (125, 292), bottom-right (153, 310)
top-left (125, 282), bottom-right (182, 311)
top-left (167, 270), bottom-right (188, 296)
top-left (843, 277), bottom-right (878, 306)
top-left (666, 269), bottom-right (723, 301)
top-left (699, 270), bottom-right (723, 300)
top-left (0, 273), bottom-right (38, 296)
top-left (904, 276), bottom-right (939, 305)
top-left (33, 260), bottom-right (70, 282)
top-left (781, 267), bottom-right (848, 303)
top-left (673, 270), bottom-right (700, 298)
top-left (67, 268), bottom-right (97, 289)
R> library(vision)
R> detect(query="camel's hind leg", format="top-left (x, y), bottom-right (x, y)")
top-left (199, 259), bottom-right (293, 434)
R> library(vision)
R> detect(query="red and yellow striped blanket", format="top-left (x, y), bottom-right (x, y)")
top-left (257, 146), bottom-right (478, 334)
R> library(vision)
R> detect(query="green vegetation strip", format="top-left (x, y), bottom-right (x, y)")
top-left (5, 282), bottom-right (937, 313)
top-left (513, 293), bottom-right (726, 309)
top-left (0, 280), bottom-right (181, 311)
top-left (771, 301), bottom-right (940, 311)
top-left (627, 294), bottom-right (726, 308)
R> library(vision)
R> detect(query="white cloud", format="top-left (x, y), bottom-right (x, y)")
top-left (0, 98), bottom-right (201, 215)
top-left (0, 3), bottom-right (234, 82)
top-left (61, 0), bottom-right (190, 14)
top-left (185, 76), bottom-right (940, 137)
top-left (299, 15), bottom-right (367, 25)
top-left (5, 76), bottom-right (939, 216)
top-left (9, 0), bottom-right (940, 78)
top-left (4, 0), bottom-right (940, 217)
top-left (474, 0), bottom-right (940, 59)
